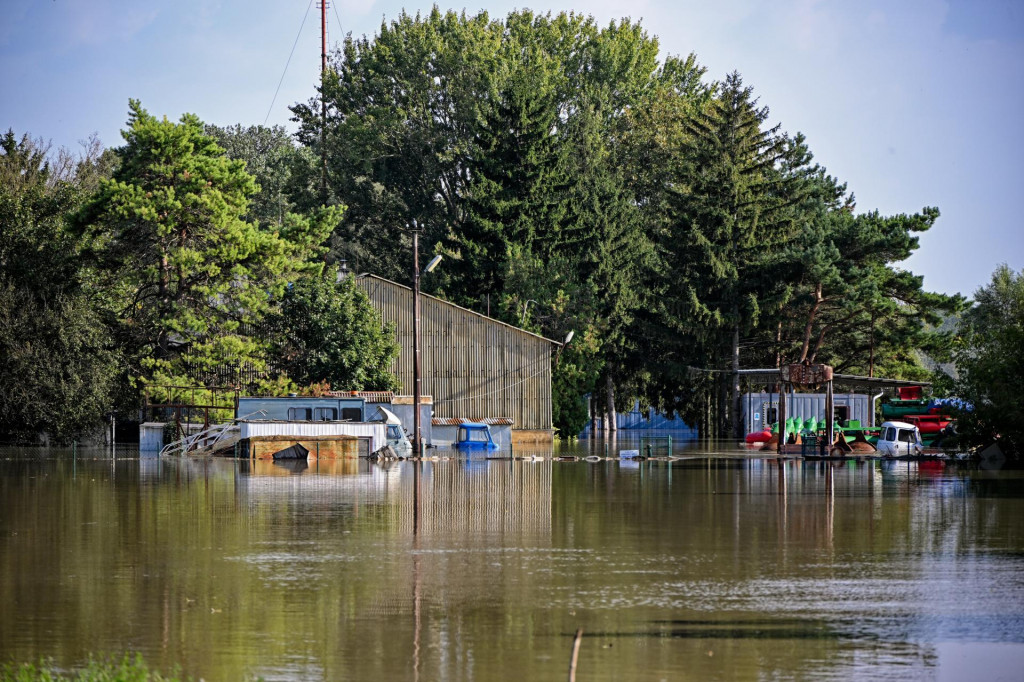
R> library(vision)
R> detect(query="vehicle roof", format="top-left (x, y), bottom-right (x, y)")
top-left (376, 407), bottom-right (402, 425)
top-left (880, 421), bottom-right (918, 430)
top-left (459, 422), bottom-right (490, 429)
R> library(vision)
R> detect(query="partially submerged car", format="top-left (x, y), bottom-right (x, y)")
top-left (875, 420), bottom-right (924, 457)
top-left (455, 422), bottom-right (499, 451)
top-left (376, 407), bottom-right (412, 456)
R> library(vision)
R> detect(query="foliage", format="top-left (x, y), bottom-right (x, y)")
top-left (654, 73), bottom-right (814, 434)
top-left (294, 9), bottom-right (709, 433)
top-left (77, 101), bottom-right (338, 396)
top-left (952, 265), bottom-right (1024, 458)
top-left (3, 11), bottom-right (972, 439)
top-left (272, 271), bottom-right (400, 391)
top-left (204, 123), bottom-right (320, 229)
top-left (1, 653), bottom-right (180, 682)
top-left (0, 131), bottom-right (119, 442)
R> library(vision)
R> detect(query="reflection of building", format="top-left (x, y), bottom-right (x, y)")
top-left (232, 459), bottom-right (552, 539)
top-left (355, 275), bottom-right (560, 445)
top-left (398, 460), bottom-right (552, 536)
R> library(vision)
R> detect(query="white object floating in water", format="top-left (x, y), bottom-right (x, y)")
top-left (619, 449), bottom-right (640, 458)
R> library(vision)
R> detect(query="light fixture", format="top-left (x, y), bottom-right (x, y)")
top-left (425, 254), bottom-right (443, 273)
top-left (564, 330), bottom-right (574, 345)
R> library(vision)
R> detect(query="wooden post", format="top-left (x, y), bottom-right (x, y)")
top-left (568, 628), bottom-right (583, 682)
top-left (413, 229), bottom-right (422, 456)
top-left (825, 379), bottom-right (834, 450)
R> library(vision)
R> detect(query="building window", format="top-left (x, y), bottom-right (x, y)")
top-left (341, 407), bottom-right (362, 422)
top-left (287, 407), bottom-right (312, 421)
top-left (314, 408), bottom-right (338, 421)
top-left (833, 405), bottom-right (850, 425)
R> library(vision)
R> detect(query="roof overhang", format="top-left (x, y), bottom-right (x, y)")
top-left (688, 367), bottom-right (930, 390)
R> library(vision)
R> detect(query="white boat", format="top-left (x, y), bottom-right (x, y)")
top-left (875, 420), bottom-right (924, 457)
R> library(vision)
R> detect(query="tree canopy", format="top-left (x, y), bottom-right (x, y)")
top-left (952, 265), bottom-right (1024, 458)
top-left (0, 9), bottom-right (974, 443)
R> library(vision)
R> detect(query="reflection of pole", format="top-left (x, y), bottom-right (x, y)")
top-left (413, 547), bottom-right (421, 682)
top-left (413, 230), bottom-right (422, 456)
top-left (825, 463), bottom-right (834, 551)
top-left (777, 382), bottom-right (787, 455)
top-left (412, 460), bottom-right (422, 681)
top-left (825, 379), bottom-right (834, 448)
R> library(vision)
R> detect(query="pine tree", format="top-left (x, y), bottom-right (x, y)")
top-left (78, 101), bottom-right (336, 395)
top-left (664, 73), bottom-right (811, 436)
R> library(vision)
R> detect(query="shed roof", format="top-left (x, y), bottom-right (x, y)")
top-left (356, 274), bottom-right (563, 346)
top-left (688, 367), bottom-right (931, 390)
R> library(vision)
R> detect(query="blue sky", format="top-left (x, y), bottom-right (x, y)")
top-left (2, 0), bottom-right (1022, 298)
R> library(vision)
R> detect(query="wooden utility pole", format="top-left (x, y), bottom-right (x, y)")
top-left (413, 226), bottom-right (423, 456)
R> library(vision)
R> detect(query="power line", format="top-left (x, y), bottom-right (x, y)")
top-left (264, 0), bottom-right (315, 126)
top-left (332, 1), bottom-right (345, 46)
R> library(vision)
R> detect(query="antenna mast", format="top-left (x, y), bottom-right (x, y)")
top-left (319, 0), bottom-right (328, 200)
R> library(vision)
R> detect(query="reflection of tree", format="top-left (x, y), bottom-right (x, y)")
top-left (0, 455), bottom-right (1009, 680)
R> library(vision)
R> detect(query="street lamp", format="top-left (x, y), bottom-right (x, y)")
top-left (554, 329), bottom-right (575, 365)
top-left (411, 221), bottom-right (442, 457)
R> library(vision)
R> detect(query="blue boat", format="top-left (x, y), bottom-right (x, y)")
top-left (455, 422), bottom-right (499, 451)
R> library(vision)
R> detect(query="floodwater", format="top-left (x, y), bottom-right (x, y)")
top-left (1, 439), bottom-right (1023, 681)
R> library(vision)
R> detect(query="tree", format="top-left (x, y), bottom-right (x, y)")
top-left (0, 131), bottom-right (119, 442)
top-left (204, 124), bottom-right (320, 229)
top-left (273, 271), bottom-right (401, 391)
top-left (952, 265), bottom-right (1024, 458)
top-left (77, 101), bottom-right (338, 395)
top-left (661, 73), bottom-right (812, 436)
top-left (778, 202), bottom-right (961, 377)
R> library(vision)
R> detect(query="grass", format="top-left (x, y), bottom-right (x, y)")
top-left (1, 654), bottom-right (181, 682)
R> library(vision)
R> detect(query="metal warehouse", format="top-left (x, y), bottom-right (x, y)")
top-left (355, 274), bottom-right (559, 444)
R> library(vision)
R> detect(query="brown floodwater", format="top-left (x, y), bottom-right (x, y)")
top-left (1, 440), bottom-right (1023, 681)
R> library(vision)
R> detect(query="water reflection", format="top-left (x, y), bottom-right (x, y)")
top-left (0, 447), bottom-right (1022, 681)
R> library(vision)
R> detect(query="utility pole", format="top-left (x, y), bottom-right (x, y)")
top-left (319, 0), bottom-right (327, 200)
top-left (412, 224), bottom-right (423, 456)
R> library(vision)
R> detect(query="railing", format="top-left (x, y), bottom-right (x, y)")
top-left (160, 410), bottom-right (266, 458)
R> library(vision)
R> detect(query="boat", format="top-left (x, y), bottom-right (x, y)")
top-left (745, 429), bottom-right (772, 444)
top-left (455, 422), bottom-right (499, 451)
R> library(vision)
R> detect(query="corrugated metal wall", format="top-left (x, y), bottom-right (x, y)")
top-left (356, 276), bottom-right (555, 430)
top-left (742, 392), bottom-right (872, 433)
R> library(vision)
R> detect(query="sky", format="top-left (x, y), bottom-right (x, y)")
top-left (2, 0), bottom-right (1022, 299)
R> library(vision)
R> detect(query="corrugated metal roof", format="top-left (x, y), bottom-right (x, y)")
top-left (432, 417), bottom-right (514, 426)
top-left (357, 274), bottom-right (563, 346)
top-left (326, 391), bottom-right (395, 403)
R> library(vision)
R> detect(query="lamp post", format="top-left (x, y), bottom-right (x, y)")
top-left (411, 220), bottom-right (442, 457)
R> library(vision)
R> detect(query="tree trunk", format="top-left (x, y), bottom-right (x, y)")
top-left (606, 374), bottom-right (617, 433)
top-left (775, 321), bottom-right (783, 369)
top-left (799, 282), bottom-right (824, 362)
top-left (868, 312), bottom-right (876, 378)
top-left (731, 319), bottom-right (741, 439)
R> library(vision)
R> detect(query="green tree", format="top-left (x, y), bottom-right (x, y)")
top-left (779, 202), bottom-right (960, 377)
top-left (0, 131), bottom-right (119, 442)
top-left (661, 73), bottom-right (812, 436)
top-left (77, 101), bottom-right (337, 396)
top-left (204, 123), bottom-right (320, 229)
top-left (273, 271), bottom-right (401, 391)
top-left (952, 265), bottom-right (1024, 458)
